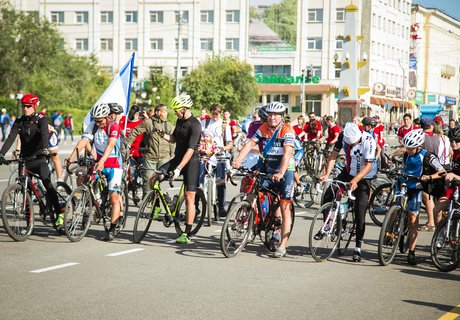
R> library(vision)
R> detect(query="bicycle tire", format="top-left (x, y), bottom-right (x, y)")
top-left (226, 192), bottom-right (247, 214)
top-left (133, 190), bottom-right (156, 243)
top-left (309, 202), bottom-right (342, 262)
top-left (431, 217), bottom-right (460, 272)
top-left (205, 180), bottom-right (213, 227)
top-left (174, 188), bottom-right (206, 236)
top-left (7, 170), bottom-right (18, 186)
top-left (220, 200), bottom-right (254, 258)
top-left (378, 205), bottom-right (404, 266)
top-left (338, 210), bottom-right (356, 256)
top-left (1, 183), bottom-right (34, 241)
top-left (398, 215), bottom-right (410, 254)
top-left (368, 183), bottom-right (392, 226)
top-left (263, 202), bottom-right (295, 252)
top-left (293, 172), bottom-right (315, 209)
top-left (63, 186), bottom-right (92, 242)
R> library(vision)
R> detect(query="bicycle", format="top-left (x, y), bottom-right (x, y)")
top-left (201, 152), bottom-right (229, 226)
top-left (430, 181), bottom-right (460, 272)
top-left (220, 168), bottom-right (295, 258)
top-left (377, 172), bottom-right (421, 266)
top-left (127, 155), bottom-right (145, 206)
top-left (1, 154), bottom-right (72, 241)
top-left (132, 172), bottom-right (206, 243)
top-left (309, 180), bottom-right (356, 262)
top-left (63, 157), bottom-right (129, 242)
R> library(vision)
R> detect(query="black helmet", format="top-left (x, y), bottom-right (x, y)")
top-left (108, 103), bottom-right (123, 115)
top-left (258, 106), bottom-right (268, 122)
top-left (362, 117), bottom-right (377, 127)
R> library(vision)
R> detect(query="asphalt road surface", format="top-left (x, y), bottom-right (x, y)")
top-left (0, 160), bottom-right (458, 320)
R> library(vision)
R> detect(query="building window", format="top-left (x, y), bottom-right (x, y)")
top-left (226, 10), bottom-right (240, 22)
top-left (201, 10), bottom-right (214, 23)
top-left (101, 11), bottom-right (113, 23)
top-left (175, 11), bottom-right (189, 23)
top-left (307, 37), bottom-right (322, 50)
top-left (254, 65), bottom-right (291, 76)
top-left (125, 11), bottom-right (138, 23)
top-left (174, 67), bottom-right (188, 77)
top-left (150, 38), bottom-right (163, 50)
top-left (336, 8), bottom-right (345, 21)
top-left (50, 11), bottom-right (64, 23)
top-left (226, 38), bottom-right (240, 51)
top-left (312, 66), bottom-right (321, 77)
top-left (272, 94), bottom-right (289, 104)
top-left (335, 39), bottom-right (343, 49)
top-left (150, 11), bottom-right (164, 23)
top-left (75, 38), bottom-right (88, 51)
top-left (149, 66), bottom-right (163, 75)
top-left (100, 38), bottom-right (113, 51)
top-left (308, 9), bottom-right (323, 22)
top-left (200, 38), bottom-right (213, 51)
top-left (175, 38), bottom-right (189, 51)
top-left (335, 68), bottom-right (341, 78)
top-left (75, 11), bottom-right (88, 23)
top-left (125, 38), bottom-right (138, 51)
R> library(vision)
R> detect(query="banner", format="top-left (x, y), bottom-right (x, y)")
top-left (83, 53), bottom-right (135, 131)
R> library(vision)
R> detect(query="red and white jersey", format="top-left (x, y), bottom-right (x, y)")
top-left (83, 120), bottom-right (122, 169)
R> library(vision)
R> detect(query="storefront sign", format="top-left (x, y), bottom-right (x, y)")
top-left (427, 94), bottom-right (437, 104)
top-left (446, 96), bottom-right (457, 105)
top-left (373, 82), bottom-right (385, 96)
top-left (385, 85), bottom-right (401, 98)
top-left (439, 95), bottom-right (446, 104)
top-left (415, 90), bottom-right (424, 105)
top-left (255, 73), bottom-right (320, 84)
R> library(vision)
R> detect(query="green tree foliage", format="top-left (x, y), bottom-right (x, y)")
top-left (181, 55), bottom-right (259, 117)
top-left (0, 2), bottom-right (110, 132)
top-left (263, 0), bottom-right (297, 47)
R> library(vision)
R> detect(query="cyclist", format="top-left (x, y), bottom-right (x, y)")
top-left (68, 103), bottom-right (124, 241)
top-left (150, 94), bottom-right (202, 244)
top-left (0, 93), bottom-right (65, 235)
top-left (320, 122), bottom-right (377, 262)
top-left (396, 129), bottom-right (445, 265)
top-left (233, 101), bottom-right (296, 258)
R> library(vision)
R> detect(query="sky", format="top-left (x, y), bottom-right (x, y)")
top-left (250, 0), bottom-right (460, 21)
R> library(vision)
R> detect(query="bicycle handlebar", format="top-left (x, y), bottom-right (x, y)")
top-left (1, 153), bottom-right (57, 165)
top-left (316, 179), bottom-right (356, 200)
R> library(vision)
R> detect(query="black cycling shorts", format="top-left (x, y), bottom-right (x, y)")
top-left (158, 155), bottom-right (199, 192)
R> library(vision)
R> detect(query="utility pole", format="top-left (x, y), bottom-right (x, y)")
top-left (301, 69), bottom-right (306, 114)
top-left (399, 59), bottom-right (406, 116)
top-left (175, 10), bottom-right (183, 96)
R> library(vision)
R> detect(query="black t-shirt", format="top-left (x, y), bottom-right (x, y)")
top-left (0, 113), bottom-right (49, 157)
top-left (173, 115), bottom-right (201, 159)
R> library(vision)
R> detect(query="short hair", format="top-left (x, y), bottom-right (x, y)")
top-left (308, 112), bottom-right (316, 116)
top-left (210, 103), bottom-right (222, 113)
top-left (449, 118), bottom-right (456, 122)
top-left (403, 113), bottom-right (412, 119)
top-left (154, 104), bottom-right (166, 113)
top-left (326, 116), bottom-right (334, 122)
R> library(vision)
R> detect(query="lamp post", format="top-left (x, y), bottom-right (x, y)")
top-left (399, 59), bottom-right (406, 116)
top-left (301, 69), bottom-right (306, 114)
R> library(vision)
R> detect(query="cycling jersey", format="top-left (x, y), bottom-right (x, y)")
top-left (334, 131), bottom-right (377, 178)
top-left (83, 120), bottom-right (122, 169)
top-left (402, 149), bottom-right (443, 189)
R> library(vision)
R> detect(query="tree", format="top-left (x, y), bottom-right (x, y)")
top-left (262, 0), bottom-right (297, 47)
top-left (180, 55), bottom-right (259, 117)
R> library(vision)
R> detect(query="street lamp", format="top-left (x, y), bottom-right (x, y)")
top-left (399, 59), bottom-right (406, 116)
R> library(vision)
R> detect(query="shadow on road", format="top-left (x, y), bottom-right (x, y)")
top-left (402, 299), bottom-right (457, 313)
top-left (398, 268), bottom-right (460, 281)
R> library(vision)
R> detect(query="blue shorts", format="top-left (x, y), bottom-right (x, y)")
top-left (101, 167), bottom-right (123, 193)
top-left (260, 169), bottom-right (295, 201)
top-left (406, 189), bottom-right (422, 214)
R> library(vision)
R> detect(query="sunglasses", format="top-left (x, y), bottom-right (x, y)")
top-left (95, 119), bottom-right (105, 124)
top-left (22, 104), bottom-right (34, 109)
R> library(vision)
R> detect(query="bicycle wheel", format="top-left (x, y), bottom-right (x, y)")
top-left (431, 217), bottom-right (460, 272)
top-left (220, 200), bottom-right (254, 258)
top-left (8, 170), bottom-right (18, 186)
top-left (378, 205), bottom-right (404, 266)
top-left (133, 190), bottom-right (157, 243)
top-left (263, 202), bottom-right (295, 252)
top-left (368, 183), bottom-right (392, 226)
top-left (205, 179), bottom-right (213, 227)
top-left (309, 202), bottom-right (342, 262)
top-left (174, 188), bottom-right (206, 236)
top-left (63, 186), bottom-right (92, 242)
top-left (226, 192), bottom-right (247, 214)
top-left (293, 172), bottom-right (316, 209)
top-left (398, 215), bottom-right (410, 254)
top-left (338, 210), bottom-right (356, 256)
top-left (1, 183), bottom-right (34, 241)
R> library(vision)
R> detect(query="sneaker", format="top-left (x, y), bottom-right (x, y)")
top-left (104, 230), bottom-right (116, 241)
top-left (407, 252), bottom-right (417, 265)
top-left (436, 232), bottom-right (447, 249)
top-left (219, 207), bottom-right (227, 217)
top-left (55, 213), bottom-right (64, 227)
top-left (176, 233), bottom-right (192, 244)
top-left (314, 231), bottom-right (324, 241)
top-left (56, 225), bottom-right (66, 236)
top-left (352, 249), bottom-right (361, 262)
top-left (273, 247), bottom-right (286, 258)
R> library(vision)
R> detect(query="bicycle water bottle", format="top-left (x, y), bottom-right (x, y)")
top-left (169, 195), bottom-right (178, 211)
top-left (164, 192), bottom-right (172, 204)
top-left (339, 201), bottom-right (349, 220)
top-left (259, 193), bottom-right (269, 217)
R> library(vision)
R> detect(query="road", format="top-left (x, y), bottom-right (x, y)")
top-left (0, 139), bottom-right (458, 320)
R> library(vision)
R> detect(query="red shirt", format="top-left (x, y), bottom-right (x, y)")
top-left (224, 119), bottom-right (239, 139)
top-left (304, 120), bottom-right (322, 141)
top-left (126, 119), bottom-right (144, 158)
top-left (293, 124), bottom-right (306, 140)
top-left (373, 124), bottom-right (385, 147)
top-left (327, 124), bottom-right (340, 144)
top-left (397, 124), bottom-right (419, 139)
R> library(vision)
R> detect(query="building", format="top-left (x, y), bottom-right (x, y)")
top-left (411, 5), bottom-right (460, 122)
top-left (9, 0), bottom-right (249, 81)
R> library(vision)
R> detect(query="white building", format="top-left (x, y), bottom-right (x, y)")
top-left (9, 0), bottom-right (249, 81)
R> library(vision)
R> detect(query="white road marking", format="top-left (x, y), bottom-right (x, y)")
top-left (30, 262), bottom-right (79, 273)
top-left (106, 248), bottom-right (144, 257)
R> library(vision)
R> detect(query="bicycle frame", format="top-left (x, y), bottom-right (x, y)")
top-left (152, 179), bottom-right (185, 218)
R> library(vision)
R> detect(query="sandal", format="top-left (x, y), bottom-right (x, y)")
top-left (418, 225), bottom-right (435, 232)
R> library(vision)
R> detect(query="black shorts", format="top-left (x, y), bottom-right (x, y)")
top-left (158, 155), bottom-right (199, 192)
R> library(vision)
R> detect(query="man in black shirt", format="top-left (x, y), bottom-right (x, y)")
top-left (0, 93), bottom-right (65, 234)
top-left (150, 94), bottom-right (201, 244)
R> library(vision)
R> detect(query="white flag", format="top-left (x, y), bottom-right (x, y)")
top-left (83, 53), bottom-right (135, 131)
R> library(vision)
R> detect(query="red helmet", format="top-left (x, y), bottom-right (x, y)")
top-left (21, 93), bottom-right (40, 108)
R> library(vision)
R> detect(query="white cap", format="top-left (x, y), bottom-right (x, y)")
top-left (343, 122), bottom-right (362, 145)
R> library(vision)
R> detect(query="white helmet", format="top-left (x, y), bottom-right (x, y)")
top-left (343, 122), bottom-right (362, 145)
top-left (92, 103), bottom-right (110, 118)
top-left (402, 129), bottom-right (425, 148)
top-left (265, 102), bottom-right (286, 114)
